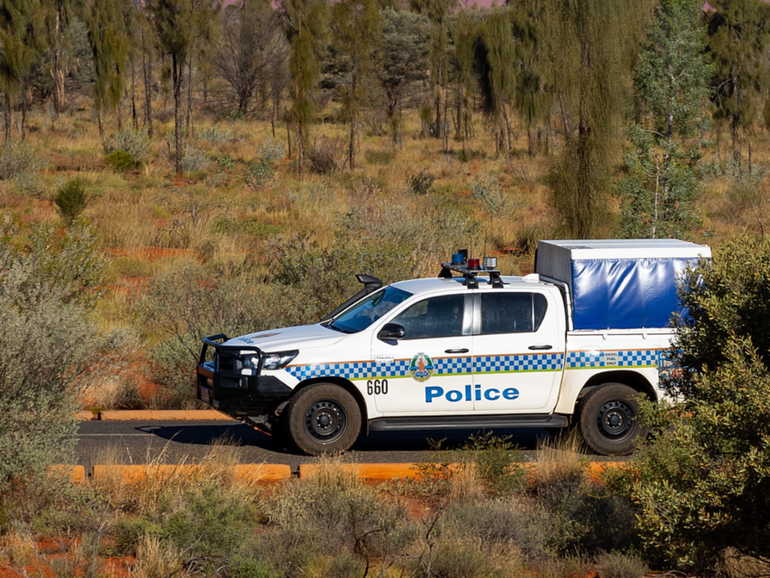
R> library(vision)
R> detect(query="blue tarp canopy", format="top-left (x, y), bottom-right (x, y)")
top-left (571, 257), bottom-right (694, 330)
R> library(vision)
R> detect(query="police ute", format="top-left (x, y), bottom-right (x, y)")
top-left (196, 239), bottom-right (710, 456)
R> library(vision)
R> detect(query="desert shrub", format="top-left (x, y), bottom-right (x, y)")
top-left (0, 223), bottom-right (114, 498)
top-left (445, 498), bottom-right (549, 561)
top-left (182, 144), bottom-right (208, 173)
top-left (0, 140), bottom-right (44, 181)
top-left (137, 260), bottom-right (287, 408)
top-left (113, 480), bottom-right (259, 575)
top-left (103, 126), bottom-right (151, 164)
top-left (104, 150), bottom-right (135, 171)
top-left (262, 466), bottom-right (417, 576)
top-left (595, 552), bottom-right (648, 578)
top-left (196, 125), bottom-right (234, 144)
top-left (53, 178), bottom-right (88, 226)
top-left (256, 137), bottom-right (286, 165)
top-left (272, 237), bottom-right (422, 323)
top-left (245, 159), bottom-right (274, 190)
top-left (407, 169), bottom-right (434, 195)
top-left (307, 137), bottom-right (342, 174)
top-left (471, 172), bottom-right (522, 216)
top-left (461, 432), bottom-right (527, 495)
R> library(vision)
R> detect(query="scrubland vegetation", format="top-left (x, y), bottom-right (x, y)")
top-left (2, 0), bottom-right (770, 574)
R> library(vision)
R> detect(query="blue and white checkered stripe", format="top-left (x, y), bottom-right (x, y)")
top-left (474, 353), bottom-right (563, 374)
top-left (566, 349), bottom-right (661, 369)
top-left (285, 353), bottom-right (563, 381)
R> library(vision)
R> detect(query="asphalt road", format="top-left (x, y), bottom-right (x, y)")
top-left (76, 419), bottom-right (572, 472)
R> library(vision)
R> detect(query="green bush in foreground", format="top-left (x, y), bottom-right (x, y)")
top-left (630, 234), bottom-right (770, 573)
top-left (0, 223), bottom-right (112, 500)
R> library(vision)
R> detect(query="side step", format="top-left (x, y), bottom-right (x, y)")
top-left (369, 413), bottom-right (569, 432)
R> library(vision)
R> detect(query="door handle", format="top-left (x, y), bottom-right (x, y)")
top-left (528, 344), bottom-right (553, 350)
top-left (445, 348), bottom-right (469, 354)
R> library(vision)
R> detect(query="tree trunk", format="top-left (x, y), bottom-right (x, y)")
top-left (349, 112), bottom-right (356, 170)
top-left (20, 84), bottom-right (28, 141)
top-left (173, 54), bottom-right (184, 179)
top-left (142, 24), bottom-right (153, 137)
top-left (285, 113), bottom-right (292, 158)
top-left (131, 52), bottom-right (138, 129)
top-left (185, 54), bottom-right (193, 136)
top-left (97, 105), bottom-right (104, 137)
top-left (4, 95), bottom-right (10, 142)
top-left (53, 2), bottom-right (65, 117)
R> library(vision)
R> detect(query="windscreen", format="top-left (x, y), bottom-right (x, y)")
top-left (329, 286), bottom-right (413, 333)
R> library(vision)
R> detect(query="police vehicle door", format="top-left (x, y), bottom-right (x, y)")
top-left (370, 293), bottom-right (474, 413)
top-left (471, 289), bottom-right (565, 412)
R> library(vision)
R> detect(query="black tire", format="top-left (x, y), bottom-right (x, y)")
top-left (287, 383), bottom-right (362, 456)
top-left (578, 383), bottom-right (646, 456)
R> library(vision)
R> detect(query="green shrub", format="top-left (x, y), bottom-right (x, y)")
top-left (245, 159), bottom-right (275, 190)
top-left (407, 169), bottom-right (434, 195)
top-left (256, 137), bottom-right (286, 165)
top-left (630, 235), bottom-right (770, 572)
top-left (104, 150), bottom-right (135, 171)
top-left (103, 126), bottom-right (151, 163)
top-left (0, 140), bottom-right (44, 181)
top-left (196, 125), bottom-right (234, 144)
top-left (53, 178), bottom-right (89, 226)
top-left (461, 432), bottom-right (526, 495)
top-left (137, 261), bottom-right (285, 408)
top-left (182, 144), bottom-right (208, 173)
top-left (0, 223), bottom-right (114, 498)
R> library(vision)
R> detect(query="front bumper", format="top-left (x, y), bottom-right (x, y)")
top-left (196, 334), bottom-right (293, 418)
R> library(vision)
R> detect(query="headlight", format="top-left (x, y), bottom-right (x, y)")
top-left (261, 350), bottom-right (299, 370)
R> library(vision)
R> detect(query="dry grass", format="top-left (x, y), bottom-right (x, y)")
top-left (533, 430), bottom-right (586, 488)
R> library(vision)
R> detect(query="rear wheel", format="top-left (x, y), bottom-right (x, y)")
top-left (287, 383), bottom-right (362, 456)
top-left (578, 383), bottom-right (646, 455)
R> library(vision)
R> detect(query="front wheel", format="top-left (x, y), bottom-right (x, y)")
top-left (287, 383), bottom-right (362, 456)
top-left (578, 383), bottom-right (646, 456)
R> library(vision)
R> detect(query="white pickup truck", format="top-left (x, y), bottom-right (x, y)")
top-left (196, 239), bottom-right (710, 456)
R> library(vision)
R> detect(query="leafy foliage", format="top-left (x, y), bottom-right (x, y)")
top-left (53, 178), bottom-right (89, 226)
top-left (619, 0), bottom-right (711, 239)
top-left (0, 222), bottom-right (111, 496)
top-left (630, 235), bottom-right (770, 571)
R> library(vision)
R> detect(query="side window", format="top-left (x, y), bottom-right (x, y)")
top-left (480, 292), bottom-right (548, 334)
top-left (391, 294), bottom-right (465, 339)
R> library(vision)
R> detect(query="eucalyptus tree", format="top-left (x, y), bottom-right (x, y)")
top-left (83, 0), bottom-right (129, 135)
top-left (215, 0), bottom-right (288, 117)
top-left (0, 0), bottom-right (48, 140)
top-left (376, 8), bottom-right (428, 147)
top-left (329, 0), bottom-right (381, 169)
top-left (706, 0), bottom-right (770, 166)
top-left (476, 8), bottom-right (516, 155)
top-left (450, 10), bottom-right (479, 158)
top-left (619, 0), bottom-right (712, 239)
top-left (280, 0), bottom-right (328, 176)
top-left (546, 0), bottom-right (652, 239)
top-left (411, 0), bottom-right (455, 150)
top-left (511, 0), bottom-right (551, 157)
top-left (147, 0), bottom-right (219, 178)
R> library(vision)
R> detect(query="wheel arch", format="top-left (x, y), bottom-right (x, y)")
top-left (579, 370), bottom-right (657, 404)
top-left (291, 377), bottom-right (370, 434)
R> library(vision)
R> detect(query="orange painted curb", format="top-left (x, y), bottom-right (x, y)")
top-left (99, 410), bottom-right (235, 421)
top-left (47, 465), bottom-right (86, 484)
top-left (299, 463), bottom-right (422, 480)
top-left (76, 411), bottom-right (97, 420)
top-left (92, 464), bottom-right (290, 484)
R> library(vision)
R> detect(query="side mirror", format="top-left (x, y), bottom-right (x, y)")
top-left (377, 323), bottom-right (405, 341)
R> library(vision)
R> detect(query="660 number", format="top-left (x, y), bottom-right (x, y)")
top-left (366, 379), bottom-right (389, 395)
